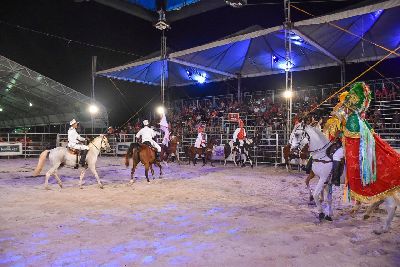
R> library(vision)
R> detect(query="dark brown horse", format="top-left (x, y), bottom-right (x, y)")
top-left (125, 142), bottom-right (162, 183)
top-left (187, 138), bottom-right (217, 167)
top-left (283, 143), bottom-right (309, 171)
top-left (160, 134), bottom-right (181, 163)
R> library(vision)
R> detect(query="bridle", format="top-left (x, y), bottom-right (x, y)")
top-left (290, 124), bottom-right (310, 150)
top-left (90, 135), bottom-right (106, 151)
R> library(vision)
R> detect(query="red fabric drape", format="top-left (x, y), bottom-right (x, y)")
top-left (345, 134), bottom-right (400, 201)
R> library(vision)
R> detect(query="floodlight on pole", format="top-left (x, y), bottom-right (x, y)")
top-left (89, 104), bottom-right (99, 114)
top-left (29, 102), bottom-right (33, 107)
top-left (156, 106), bottom-right (165, 115)
top-left (283, 90), bottom-right (292, 99)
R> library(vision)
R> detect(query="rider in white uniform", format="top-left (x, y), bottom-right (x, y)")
top-left (68, 119), bottom-right (88, 167)
top-left (194, 125), bottom-right (207, 158)
top-left (136, 120), bottom-right (162, 159)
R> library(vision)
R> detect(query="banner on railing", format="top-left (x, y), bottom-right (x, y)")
top-left (0, 142), bottom-right (23, 156)
top-left (228, 113), bottom-right (239, 122)
top-left (116, 142), bottom-right (131, 155)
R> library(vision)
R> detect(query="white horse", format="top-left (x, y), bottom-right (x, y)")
top-left (33, 135), bottom-right (111, 189)
top-left (293, 123), bottom-right (334, 221)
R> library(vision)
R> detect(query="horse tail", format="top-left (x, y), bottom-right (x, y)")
top-left (125, 143), bottom-right (135, 167)
top-left (33, 150), bottom-right (50, 176)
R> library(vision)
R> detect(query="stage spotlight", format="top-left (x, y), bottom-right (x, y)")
top-left (29, 102), bottom-right (33, 107)
top-left (89, 104), bottom-right (99, 114)
top-left (226, 0), bottom-right (247, 8)
top-left (193, 73), bottom-right (206, 84)
top-left (156, 106), bottom-right (165, 115)
top-left (272, 55), bottom-right (279, 64)
top-left (0, 108), bottom-right (3, 112)
top-left (283, 90), bottom-right (293, 98)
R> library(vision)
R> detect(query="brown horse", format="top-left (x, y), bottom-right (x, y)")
top-left (160, 134), bottom-right (181, 163)
top-left (125, 142), bottom-right (162, 183)
top-left (283, 143), bottom-right (309, 171)
top-left (187, 138), bottom-right (217, 167)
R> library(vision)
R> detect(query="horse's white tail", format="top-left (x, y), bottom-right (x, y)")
top-left (33, 150), bottom-right (50, 176)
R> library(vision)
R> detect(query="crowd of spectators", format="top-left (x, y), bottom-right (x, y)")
top-left (108, 83), bottom-right (399, 142)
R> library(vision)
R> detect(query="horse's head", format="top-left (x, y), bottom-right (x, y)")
top-left (100, 134), bottom-right (112, 153)
top-left (245, 138), bottom-right (254, 148)
top-left (289, 122), bottom-right (308, 150)
top-left (170, 134), bottom-right (181, 145)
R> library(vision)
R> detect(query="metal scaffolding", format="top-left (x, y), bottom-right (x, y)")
top-left (0, 55), bottom-right (108, 129)
top-left (284, 0), bottom-right (293, 139)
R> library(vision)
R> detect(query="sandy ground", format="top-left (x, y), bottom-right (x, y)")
top-left (0, 157), bottom-right (399, 267)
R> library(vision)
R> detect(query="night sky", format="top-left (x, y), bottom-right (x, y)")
top-left (1, 0), bottom-right (397, 126)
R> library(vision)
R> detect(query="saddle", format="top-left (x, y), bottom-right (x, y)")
top-left (140, 141), bottom-right (157, 152)
top-left (67, 147), bottom-right (80, 169)
top-left (67, 147), bottom-right (80, 155)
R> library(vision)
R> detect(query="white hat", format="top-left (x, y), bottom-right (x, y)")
top-left (143, 120), bottom-right (149, 126)
top-left (70, 119), bottom-right (79, 126)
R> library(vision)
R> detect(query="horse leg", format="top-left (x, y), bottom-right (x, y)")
top-left (364, 199), bottom-right (385, 220)
top-left (79, 168), bottom-right (87, 189)
top-left (233, 151), bottom-right (237, 167)
top-left (44, 163), bottom-right (60, 190)
top-left (373, 196), bottom-right (398, 235)
top-left (89, 165), bottom-right (103, 189)
top-left (53, 170), bottom-right (63, 188)
top-left (313, 174), bottom-right (327, 221)
top-left (155, 161), bottom-right (162, 177)
top-left (350, 200), bottom-right (362, 215)
top-left (130, 161), bottom-right (138, 184)
top-left (245, 152), bottom-right (253, 168)
top-left (144, 163), bottom-right (150, 183)
top-left (150, 164), bottom-right (155, 179)
top-left (305, 171), bottom-right (315, 203)
top-left (325, 184), bottom-right (333, 221)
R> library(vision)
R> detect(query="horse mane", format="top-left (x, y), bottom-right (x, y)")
top-left (305, 125), bottom-right (330, 149)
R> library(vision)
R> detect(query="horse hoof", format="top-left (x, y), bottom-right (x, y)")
top-left (80, 186), bottom-right (83, 189)
top-left (309, 196), bottom-right (314, 202)
top-left (318, 212), bottom-right (325, 221)
top-left (325, 215), bottom-right (333, 221)
top-left (363, 214), bottom-right (370, 220)
top-left (45, 186), bottom-right (50, 190)
top-left (99, 184), bottom-right (104, 189)
top-left (58, 183), bottom-right (63, 188)
top-left (373, 229), bottom-right (385, 235)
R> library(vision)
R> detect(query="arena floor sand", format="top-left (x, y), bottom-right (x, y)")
top-left (0, 157), bottom-right (399, 266)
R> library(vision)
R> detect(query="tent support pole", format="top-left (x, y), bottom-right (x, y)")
top-left (340, 63), bottom-right (346, 87)
top-left (161, 30), bottom-right (167, 106)
top-left (91, 55), bottom-right (97, 134)
top-left (237, 74), bottom-right (242, 103)
top-left (284, 0), bottom-right (293, 141)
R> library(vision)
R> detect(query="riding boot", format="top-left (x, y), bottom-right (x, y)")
top-left (156, 151), bottom-right (161, 162)
top-left (79, 149), bottom-right (88, 167)
top-left (331, 160), bottom-right (341, 186)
